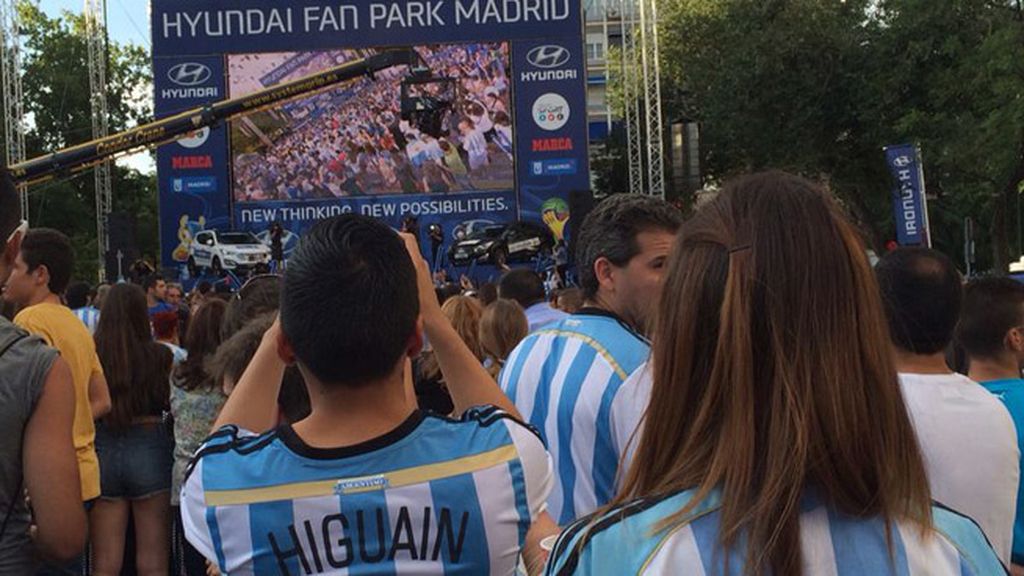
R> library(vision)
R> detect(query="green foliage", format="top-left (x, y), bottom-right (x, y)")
top-left (656, 0), bottom-right (1024, 272)
top-left (13, 1), bottom-right (156, 282)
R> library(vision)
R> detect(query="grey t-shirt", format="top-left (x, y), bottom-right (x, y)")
top-left (0, 317), bottom-right (57, 574)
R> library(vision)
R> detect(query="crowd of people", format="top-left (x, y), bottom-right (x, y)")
top-left (232, 43), bottom-right (514, 202)
top-left (2, 168), bottom-right (1024, 575)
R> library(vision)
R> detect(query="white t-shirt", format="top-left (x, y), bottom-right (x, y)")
top-left (899, 372), bottom-right (1020, 565)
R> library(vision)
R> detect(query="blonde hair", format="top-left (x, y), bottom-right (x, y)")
top-left (421, 295), bottom-right (484, 381)
top-left (479, 299), bottom-right (529, 378)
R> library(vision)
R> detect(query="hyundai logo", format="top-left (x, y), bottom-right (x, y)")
top-left (527, 45), bottom-right (571, 69)
top-left (893, 155), bottom-right (912, 168)
top-left (168, 63), bottom-right (212, 87)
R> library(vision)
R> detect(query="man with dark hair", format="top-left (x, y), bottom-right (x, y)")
top-left (0, 177), bottom-right (87, 571)
top-left (143, 273), bottom-right (173, 317)
top-left (5, 229), bottom-right (112, 532)
top-left (960, 276), bottom-right (1024, 569)
top-left (498, 268), bottom-right (566, 332)
top-left (500, 193), bottom-right (681, 525)
top-left (875, 248), bottom-right (1018, 566)
top-left (66, 281), bottom-right (100, 335)
top-left (181, 215), bottom-right (555, 574)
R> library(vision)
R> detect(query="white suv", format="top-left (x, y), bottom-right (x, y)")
top-left (188, 230), bottom-right (271, 275)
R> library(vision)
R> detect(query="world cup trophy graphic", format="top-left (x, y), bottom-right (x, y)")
top-left (541, 197), bottom-right (570, 242)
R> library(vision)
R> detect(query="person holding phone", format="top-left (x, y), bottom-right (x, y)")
top-left (181, 215), bottom-right (558, 575)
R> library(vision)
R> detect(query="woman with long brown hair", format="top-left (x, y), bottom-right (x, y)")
top-left (544, 172), bottom-right (1004, 575)
top-left (479, 298), bottom-right (528, 378)
top-left (169, 298), bottom-right (226, 576)
top-left (91, 283), bottom-right (174, 576)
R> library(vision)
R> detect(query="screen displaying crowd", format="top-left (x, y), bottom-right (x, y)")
top-left (229, 43), bottom-right (515, 202)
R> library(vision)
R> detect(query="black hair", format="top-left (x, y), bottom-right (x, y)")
top-left (875, 247), bottom-right (962, 355)
top-left (142, 273), bottom-right (165, 292)
top-left (0, 168), bottom-right (19, 240)
top-left (281, 215), bottom-right (419, 386)
top-left (498, 269), bottom-right (546, 308)
top-left (958, 276), bottom-right (1024, 360)
top-left (576, 194), bottom-right (682, 299)
top-left (65, 281), bottom-right (92, 309)
top-left (20, 228), bottom-right (74, 295)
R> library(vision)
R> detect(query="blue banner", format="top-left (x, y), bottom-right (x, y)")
top-left (884, 144), bottom-right (930, 247)
top-left (153, 55), bottom-right (233, 270)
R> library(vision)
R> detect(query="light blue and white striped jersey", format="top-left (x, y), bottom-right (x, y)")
top-left (545, 488), bottom-right (1008, 576)
top-left (498, 308), bottom-right (649, 525)
top-left (72, 306), bottom-right (100, 335)
top-left (181, 406), bottom-right (552, 575)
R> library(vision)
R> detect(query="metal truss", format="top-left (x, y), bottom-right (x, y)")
top-left (0, 0), bottom-right (26, 218)
top-left (86, 0), bottom-right (112, 281)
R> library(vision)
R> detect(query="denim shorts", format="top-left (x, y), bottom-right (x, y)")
top-left (95, 422), bottom-right (173, 499)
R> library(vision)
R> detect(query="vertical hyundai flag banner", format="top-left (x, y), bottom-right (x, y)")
top-left (884, 144), bottom-right (931, 247)
top-left (150, 0), bottom-right (590, 279)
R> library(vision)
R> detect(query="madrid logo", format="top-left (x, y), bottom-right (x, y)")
top-left (168, 62), bottom-right (212, 87)
top-left (532, 93), bottom-right (570, 132)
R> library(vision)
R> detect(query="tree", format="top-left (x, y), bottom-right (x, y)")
top-left (657, 0), bottom-right (1024, 272)
top-left (13, 1), bottom-right (156, 282)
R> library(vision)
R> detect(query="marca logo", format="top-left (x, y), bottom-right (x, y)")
top-left (522, 44), bottom-right (577, 83)
top-left (172, 155), bottom-right (213, 170)
top-left (168, 63), bottom-right (211, 87)
top-left (532, 138), bottom-right (574, 152)
top-left (527, 45), bottom-right (571, 69)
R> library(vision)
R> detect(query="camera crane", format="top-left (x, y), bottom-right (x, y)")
top-left (7, 47), bottom-right (436, 186)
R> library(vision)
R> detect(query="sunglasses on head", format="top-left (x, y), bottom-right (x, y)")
top-left (5, 220), bottom-right (27, 247)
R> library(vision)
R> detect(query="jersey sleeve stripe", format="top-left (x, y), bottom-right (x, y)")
top-left (931, 504), bottom-right (1010, 575)
top-left (204, 444), bottom-right (520, 506)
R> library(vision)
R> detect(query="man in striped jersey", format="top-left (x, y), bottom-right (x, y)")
top-left (66, 281), bottom-right (100, 334)
top-left (181, 215), bottom-right (556, 575)
top-left (499, 195), bottom-right (681, 525)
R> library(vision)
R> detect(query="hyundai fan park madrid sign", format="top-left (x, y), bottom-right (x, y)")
top-left (151, 0), bottom-right (590, 275)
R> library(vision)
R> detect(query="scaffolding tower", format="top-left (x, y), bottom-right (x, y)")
top-left (637, 0), bottom-right (664, 198)
top-left (0, 0), bottom-right (26, 219)
top-left (85, 0), bottom-right (112, 281)
top-left (588, 0), bottom-right (665, 198)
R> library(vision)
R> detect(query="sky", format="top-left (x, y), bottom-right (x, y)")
top-left (38, 0), bottom-right (155, 173)
top-left (39, 0), bottom-right (151, 48)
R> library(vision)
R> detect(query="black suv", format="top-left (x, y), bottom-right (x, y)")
top-left (448, 221), bottom-right (554, 266)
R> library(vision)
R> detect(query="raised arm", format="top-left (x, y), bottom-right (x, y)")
top-left (399, 233), bottom-right (520, 418)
